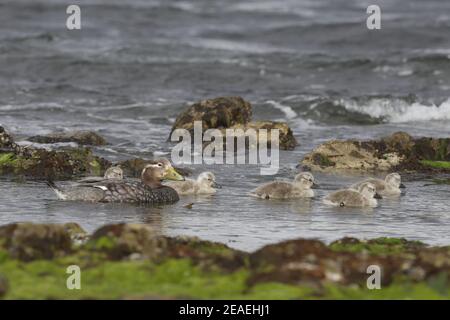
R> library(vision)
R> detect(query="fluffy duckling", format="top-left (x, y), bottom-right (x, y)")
top-left (351, 173), bottom-right (405, 196)
top-left (75, 166), bottom-right (124, 185)
top-left (47, 158), bottom-right (184, 204)
top-left (165, 171), bottom-right (221, 195)
top-left (323, 182), bottom-right (382, 208)
top-left (250, 172), bottom-right (317, 199)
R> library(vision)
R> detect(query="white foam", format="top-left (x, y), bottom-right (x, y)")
top-left (266, 100), bottom-right (297, 119)
top-left (340, 98), bottom-right (450, 123)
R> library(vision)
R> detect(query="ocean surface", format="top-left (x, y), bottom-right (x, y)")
top-left (0, 0), bottom-right (449, 251)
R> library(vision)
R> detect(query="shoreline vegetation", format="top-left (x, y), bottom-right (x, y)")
top-left (0, 222), bottom-right (449, 299)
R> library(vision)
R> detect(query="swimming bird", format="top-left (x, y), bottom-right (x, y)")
top-left (250, 172), bottom-right (317, 199)
top-left (350, 173), bottom-right (405, 196)
top-left (165, 171), bottom-right (221, 195)
top-left (47, 158), bottom-right (184, 204)
top-left (323, 182), bottom-right (382, 208)
top-left (75, 165), bottom-right (124, 185)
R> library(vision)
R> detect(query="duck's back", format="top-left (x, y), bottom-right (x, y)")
top-left (99, 181), bottom-right (180, 204)
top-left (324, 189), bottom-right (366, 207)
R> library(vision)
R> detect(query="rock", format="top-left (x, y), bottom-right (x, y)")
top-left (28, 130), bottom-right (107, 146)
top-left (301, 139), bottom-right (402, 171)
top-left (301, 132), bottom-right (450, 172)
top-left (87, 223), bottom-right (245, 271)
top-left (225, 121), bottom-right (297, 151)
top-left (63, 223), bottom-right (89, 245)
top-left (170, 97), bottom-right (298, 151)
top-left (0, 274), bottom-right (8, 298)
top-left (88, 223), bottom-right (164, 260)
top-left (0, 223), bottom-right (72, 261)
top-left (170, 96), bottom-right (252, 135)
top-left (0, 126), bottom-right (111, 179)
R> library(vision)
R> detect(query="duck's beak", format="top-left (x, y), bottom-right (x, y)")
top-left (164, 167), bottom-right (185, 181)
top-left (311, 182), bottom-right (320, 189)
top-left (374, 193), bottom-right (383, 199)
top-left (399, 183), bottom-right (406, 189)
top-left (212, 181), bottom-right (222, 189)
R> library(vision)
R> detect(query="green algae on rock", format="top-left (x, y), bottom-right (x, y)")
top-left (1, 222), bottom-right (450, 299)
top-left (0, 127), bottom-right (111, 179)
top-left (301, 132), bottom-right (450, 172)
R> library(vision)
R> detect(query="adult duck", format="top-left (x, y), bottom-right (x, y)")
top-left (47, 158), bottom-right (184, 204)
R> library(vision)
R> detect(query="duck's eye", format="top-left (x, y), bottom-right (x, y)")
top-left (157, 163), bottom-right (163, 167)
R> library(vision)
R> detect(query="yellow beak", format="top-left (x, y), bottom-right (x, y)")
top-left (163, 167), bottom-right (185, 181)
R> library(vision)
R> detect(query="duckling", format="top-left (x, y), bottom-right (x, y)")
top-left (250, 172), bottom-right (317, 199)
top-left (323, 182), bottom-right (382, 208)
top-left (47, 158), bottom-right (184, 204)
top-left (165, 171), bottom-right (221, 195)
top-left (75, 166), bottom-right (124, 185)
top-left (350, 173), bottom-right (405, 196)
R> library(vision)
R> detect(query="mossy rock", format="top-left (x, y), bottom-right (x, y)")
top-left (301, 132), bottom-right (450, 172)
top-left (170, 96), bottom-right (252, 135)
top-left (0, 223), bottom-right (73, 261)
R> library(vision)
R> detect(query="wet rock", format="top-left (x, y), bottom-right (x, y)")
top-left (225, 121), bottom-right (297, 151)
top-left (0, 223), bottom-right (72, 261)
top-left (0, 126), bottom-right (111, 179)
top-left (88, 223), bottom-right (245, 271)
top-left (0, 274), bottom-right (8, 298)
top-left (170, 96), bottom-right (252, 134)
top-left (88, 223), bottom-right (165, 260)
top-left (301, 132), bottom-right (450, 172)
top-left (248, 237), bottom-right (450, 288)
top-left (170, 97), bottom-right (298, 151)
top-left (28, 130), bottom-right (107, 146)
top-left (63, 223), bottom-right (89, 245)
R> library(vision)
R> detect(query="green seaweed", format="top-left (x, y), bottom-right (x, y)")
top-left (329, 237), bottom-right (424, 255)
top-left (420, 160), bottom-right (450, 169)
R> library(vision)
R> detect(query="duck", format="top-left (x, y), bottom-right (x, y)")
top-left (323, 182), bottom-right (382, 208)
top-left (350, 173), bottom-right (405, 196)
top-left (47, 158), bottom-right (184, 204)
top-left (74, 165), bottom-right (124, 185)
top-left (250, 172), bottom-right (317, 199)
top-left (164, 171), bottom-right (221, 195)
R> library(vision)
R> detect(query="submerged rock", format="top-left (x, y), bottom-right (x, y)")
top-left (0, 223), bottom-right (72, 261)
top-left (28, 130), bottom-right (107, 146)
top-left (301, 132), bottom-right (450, 172)
top-left (0, 127), bottom-right (111, 179)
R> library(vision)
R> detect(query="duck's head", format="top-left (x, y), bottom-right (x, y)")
top-left (104, 166), bottom-right (123, 180)
top-left (141, 158), bottom-right (184, 187)
top-left (197, 171), bottom-right (221, 189)
top-left (385, 172), bottom-right (404, 188)
top-left (358, 182), bottom-right (382, 199)
top-left (294, 172), bottom-right (317, 189)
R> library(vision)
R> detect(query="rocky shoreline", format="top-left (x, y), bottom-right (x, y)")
top-left (0, 222), bottom-right (449, 299)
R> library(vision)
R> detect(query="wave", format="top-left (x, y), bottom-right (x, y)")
top-left (338, 97), bottom-right (450, 123)
top-left (276, 95), bottom-right (450, 124)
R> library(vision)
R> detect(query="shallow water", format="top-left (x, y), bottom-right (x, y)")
top-left (1, 0), bottom-right (450, 251)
